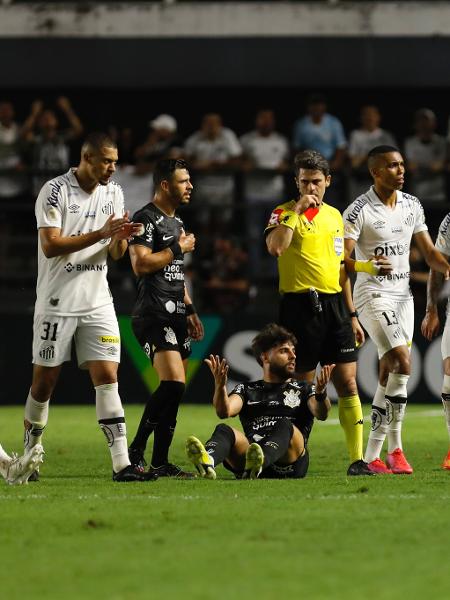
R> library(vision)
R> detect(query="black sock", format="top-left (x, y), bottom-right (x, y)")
top-left (130, 381), bottom-right (183, 452)
top-left (150, 381), bottom-right (185, 467)
top-left (204, 423), bottom-right (236, 467)
top-left (260, 418), bottom-right (294, 469)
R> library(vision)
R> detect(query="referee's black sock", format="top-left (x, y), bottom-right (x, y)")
top-left (204, 424), bottom-right (236, 467)
top-left (130, 381), bottom-right (182, 452)
top-left (260, 418), bottom-right (294, 469)
top-left (150, 381), bottom-right (185, 467)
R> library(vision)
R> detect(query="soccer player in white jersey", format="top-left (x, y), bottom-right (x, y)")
top-left (344, 145), bottom-right (450, 474)
top-left (0, 441), bottom-right (43, 485)
top-left (421, 212), bottom-right (450, 470)
top-left (23, 132), bottom-right (157, 482)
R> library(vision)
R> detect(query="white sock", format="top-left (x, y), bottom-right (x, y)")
top-left (441, 375), bottom-right (450, 440)
top-left (0, 443), bottom-right (10, 462)
top-left (385, 373), bottom-right (409, 453)
top-left (364, 384), bottom-right (387, 463)
top-left (95, 382), bottom-right (130, 473)
top-left (24, 390), bottom-right (49, 452)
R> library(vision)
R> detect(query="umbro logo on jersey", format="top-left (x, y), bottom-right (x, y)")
top-left (68, 203), bottom-right (80, 213)
top-left (373, 220), bottom-right (386, 229)
top-left (163, 235), bottom-right (174, 241)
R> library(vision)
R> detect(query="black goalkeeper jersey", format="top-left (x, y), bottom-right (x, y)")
top-left (231, 379), bottom-right (316, 445)
top-left (130, 202), bottom-right (186, 319)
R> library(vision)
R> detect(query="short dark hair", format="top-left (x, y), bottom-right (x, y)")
top-left (294, 149), bottom-right (330, 178)
top-left (82, 132), bottom-right (117, 155)
top-left (153, 158), bottom-right (188, 188)
top-left (251, 323), bottom-right (297, 367)
top-left (367, 145), bottom-right (400, 170)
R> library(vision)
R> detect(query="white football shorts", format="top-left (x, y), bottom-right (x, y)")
top-left (357, 296), bottom-right (414, 359)
top-left (32, 306), bottom-right (121, 368)
top-left (441, 317), bottom-right (450, 360)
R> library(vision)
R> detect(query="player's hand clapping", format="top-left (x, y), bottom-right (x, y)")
top-left (99, 212), bottom-right (138, 240)
top-left (205, 355), bottom-right (229, 388)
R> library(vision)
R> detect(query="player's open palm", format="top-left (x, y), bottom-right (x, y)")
top-left (315, 363), bottom-right (335, 394)
top-left (205, 354), bottom-right (229, 388)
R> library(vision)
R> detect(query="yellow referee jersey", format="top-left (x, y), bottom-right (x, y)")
top-left (265, 199), bottom-right (344, 294)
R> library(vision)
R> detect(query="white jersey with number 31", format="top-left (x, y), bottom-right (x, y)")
top-left (343, 186), bottom-right (427, 305)
top-left (35, 168), bottom-right (125, 316)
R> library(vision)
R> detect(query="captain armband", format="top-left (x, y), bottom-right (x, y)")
top-left (278, 210), bottom-right (299, 230)
top-left (354, 260), bottom-right (380, 276)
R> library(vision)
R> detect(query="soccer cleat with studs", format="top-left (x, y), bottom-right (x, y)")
top-left (243, 443), bottom-right (264, 479)
top-left (367, 457), bottom-right (392, 474)
top-left (113, 464), bottom-right (158, 482)
top-left (347, 459), bottom-right (374, 476)
top-left (148, 462), bottom-right (196, 479)
top-left (3, 444), bottom-right (45, 485)
top-left (386, 448), bottom-right (413, 474)
top-left (185, 436), bottom-right (216, 479)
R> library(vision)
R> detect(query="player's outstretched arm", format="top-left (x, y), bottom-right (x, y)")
top-left (204, 354), bottom-right (243, 418)
top-left (309, 364), bottom-right (335, 421)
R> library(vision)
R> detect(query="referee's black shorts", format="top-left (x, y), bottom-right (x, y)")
top-left (279, 291), bottom-right (357, 372)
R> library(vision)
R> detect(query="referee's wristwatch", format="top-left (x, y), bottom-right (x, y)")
top-left (349, 310), bottom-right (359, 318)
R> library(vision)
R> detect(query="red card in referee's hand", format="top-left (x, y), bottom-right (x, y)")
top-left (304, 207), bottom-right (319, 222)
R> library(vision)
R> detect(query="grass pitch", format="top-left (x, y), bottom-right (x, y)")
top-left (1, 403), bottom-right (449, 600)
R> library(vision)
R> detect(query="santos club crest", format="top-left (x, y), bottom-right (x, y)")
top-left (283, 389), bottom-right (301, 408)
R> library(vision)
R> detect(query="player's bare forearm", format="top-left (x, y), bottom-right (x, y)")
top-left (40, 228), bottom-right (103, 258)
top-left (129, 246), bottom-right (174, 276)
top-left (108, 239), bottom-right (128, 261)
top-left (426, 269), bottom-right (445, 312)
top-left (309, 395), bottom-right (331, 421)
top-left (266, 226), bottom-right (293, 257)
top-left (424, 248), bottom-right (450, 279)
top-left (213, 387), bottom-right (234, 419)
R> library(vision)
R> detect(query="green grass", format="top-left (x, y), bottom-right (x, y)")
top-left (1, 404), bottom-right (449, 600)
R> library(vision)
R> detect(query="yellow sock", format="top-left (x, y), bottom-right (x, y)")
top-left (338, 395), bottom-right (364, 463)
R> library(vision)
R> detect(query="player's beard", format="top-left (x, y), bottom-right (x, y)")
top-left (269, 361), bottom-right (294, 381)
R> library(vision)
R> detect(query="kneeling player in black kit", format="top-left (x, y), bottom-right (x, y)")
top-left (186, 324), bottom-right (333, 479)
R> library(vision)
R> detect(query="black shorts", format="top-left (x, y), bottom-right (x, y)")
top-left (279, 292), bottom-right (357, 372)
top-left (223, 448), bottom-right (309, 480)
top-left (132, 315), bottom-right (191, 362)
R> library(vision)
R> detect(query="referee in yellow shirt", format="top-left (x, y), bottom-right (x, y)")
top-left (265, 149), bottom-right (370, 476)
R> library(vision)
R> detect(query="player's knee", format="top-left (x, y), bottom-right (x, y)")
top-left (336, 377), bottom-right (358, 397)
top-left (213, 423), bottom-right (236, 444)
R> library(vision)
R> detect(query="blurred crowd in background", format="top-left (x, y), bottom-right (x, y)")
top-left (1, 92), bottom-right (448, 315)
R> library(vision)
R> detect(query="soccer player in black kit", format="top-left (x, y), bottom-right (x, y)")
top-left (186, 324), bottom-right (333, 479)
top-left (128, 159), bottom-right (204, 477)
